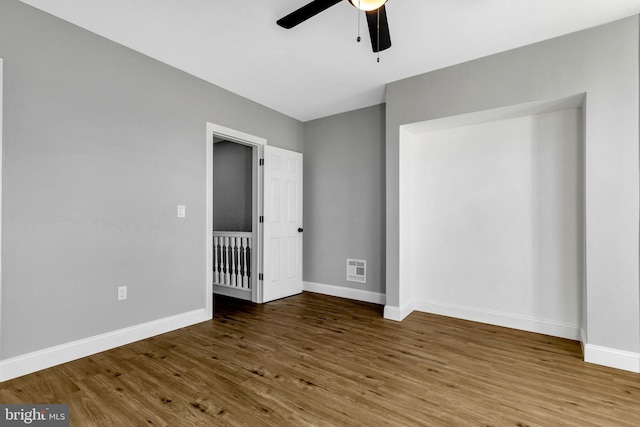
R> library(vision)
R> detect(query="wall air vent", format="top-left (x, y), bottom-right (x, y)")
top-left (347, 259), bottom-right (366, 283)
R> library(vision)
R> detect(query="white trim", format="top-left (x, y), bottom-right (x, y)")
top-left (413, 299), bottom-right (581, 340)
top-left (383, 302), bottom-right (414, 322)
top-left (254, 144), bottom-right (263, 303)
top-left (205, 125), bottom-right (214, 318)
top-left (213, 231), bottom-right (253, 238)
top-left (0, 309), bottom-right (209, 382)
top-left (214, 284), bottom-right (252, 300)
top-left (0, 59), bottom-right (3, 358)
top-left (584, 344), bottom-right (640, 373)
top-left (208, 122), bottom-right (266, 146)
top-left (207, 122), bottom-right (265, 304)
top-left (303, 281), bottom-right (385, 305)
top-left (579, 327), bottom-right (587, 354)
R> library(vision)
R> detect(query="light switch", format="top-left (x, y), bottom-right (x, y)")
top-left (177, 205), bottom-right (186, 218)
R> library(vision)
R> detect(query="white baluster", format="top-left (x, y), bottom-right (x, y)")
top-left (213, 232), bottom-right (253, 291)
top-left (223, 236), bottom-right (231, 285)
top-left (238, 237), bottom-right (244, 288)
top-left (236, 237), bottom-right (242, 288)
top-left (238, 237), bottom-right (245, 288)
top-left (248, 237), bottom-right (252, 289)
top-left (242, 237), bottom-right (250, 289)
top-left (213, 235), bottom-right (219, 284)
top-left (232, 237), bottom-right (239, 287)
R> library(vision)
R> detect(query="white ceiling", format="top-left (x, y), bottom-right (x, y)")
top-left (19, 0), bottom-right (640, 122)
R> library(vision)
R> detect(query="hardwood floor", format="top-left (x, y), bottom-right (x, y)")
top-left (1, 292), bottom-right (639, 426)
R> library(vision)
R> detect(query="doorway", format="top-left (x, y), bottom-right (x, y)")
top-left (212, 138), bottom-right (255, 302)
top-left (207, 124), bottom-right (263, 304)
top-left (205, 123), bottom-right (304, 306)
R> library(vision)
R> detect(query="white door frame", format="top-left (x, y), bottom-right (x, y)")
top-left (0, 58), bottom-right (4, 357)
top-left (206, 122), bottom-right (266, 308)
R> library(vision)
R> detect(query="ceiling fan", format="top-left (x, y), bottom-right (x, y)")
top-left (277, 0), bottom-right (391, 53)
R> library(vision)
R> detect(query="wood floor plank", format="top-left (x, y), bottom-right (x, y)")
top-left (2, 292), bottom-right (640, 426)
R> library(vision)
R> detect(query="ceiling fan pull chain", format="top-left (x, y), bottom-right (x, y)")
top-left (356, 0), bottom-right (361, 42)
top-left (377, 7), bottom-right (380, 62)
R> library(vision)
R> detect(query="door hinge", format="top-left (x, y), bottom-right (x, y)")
top-left (259, 216), bottom-right (264, 223)
top-left (259, 273), bottom-right (264, 281)
top-left (259, 158), bottom-right (264, 166)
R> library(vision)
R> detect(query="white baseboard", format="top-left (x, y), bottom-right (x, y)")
top-left (303, 281), bottom-right (385, 305)
top-left (214, 284), bottom-right (251, 301)
top-left (584, 344), bottom-right (640, 373)
top-left (413, 298), bottom-right (581, 341)
top-left (383, 302), bottom-right (414, 321)
top-left (0, 309), bottom-right (210, 382)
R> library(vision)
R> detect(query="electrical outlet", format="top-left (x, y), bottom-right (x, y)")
top-left (117, 286), bottom-right (127, 301)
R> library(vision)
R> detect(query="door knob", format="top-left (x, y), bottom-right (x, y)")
top-left (298, 227), bottom-right (304, 233)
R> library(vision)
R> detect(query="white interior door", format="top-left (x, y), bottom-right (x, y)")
top-left (261, 145), bottom-right (303, 302)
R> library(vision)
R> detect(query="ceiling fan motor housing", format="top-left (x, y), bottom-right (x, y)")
top-left (277, 0), bottom-right (391, 53)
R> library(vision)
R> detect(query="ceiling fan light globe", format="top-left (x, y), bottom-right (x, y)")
top-left (348, 0), bottom-right (387, 12)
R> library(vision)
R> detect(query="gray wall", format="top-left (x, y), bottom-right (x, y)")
top-left (385, 17), bottom-right (639, 353)
top-left (0, 0), bottom-right (302, 358)
top-left (213, 141), bottom-right (252, 232)
top-left (303, 104), bottom-right (385, 294)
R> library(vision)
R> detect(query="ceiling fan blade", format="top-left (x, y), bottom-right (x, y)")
top-left (365, 5), bottom-right (391, 52)
top-left (277, 0), bottom-right (344, 29)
